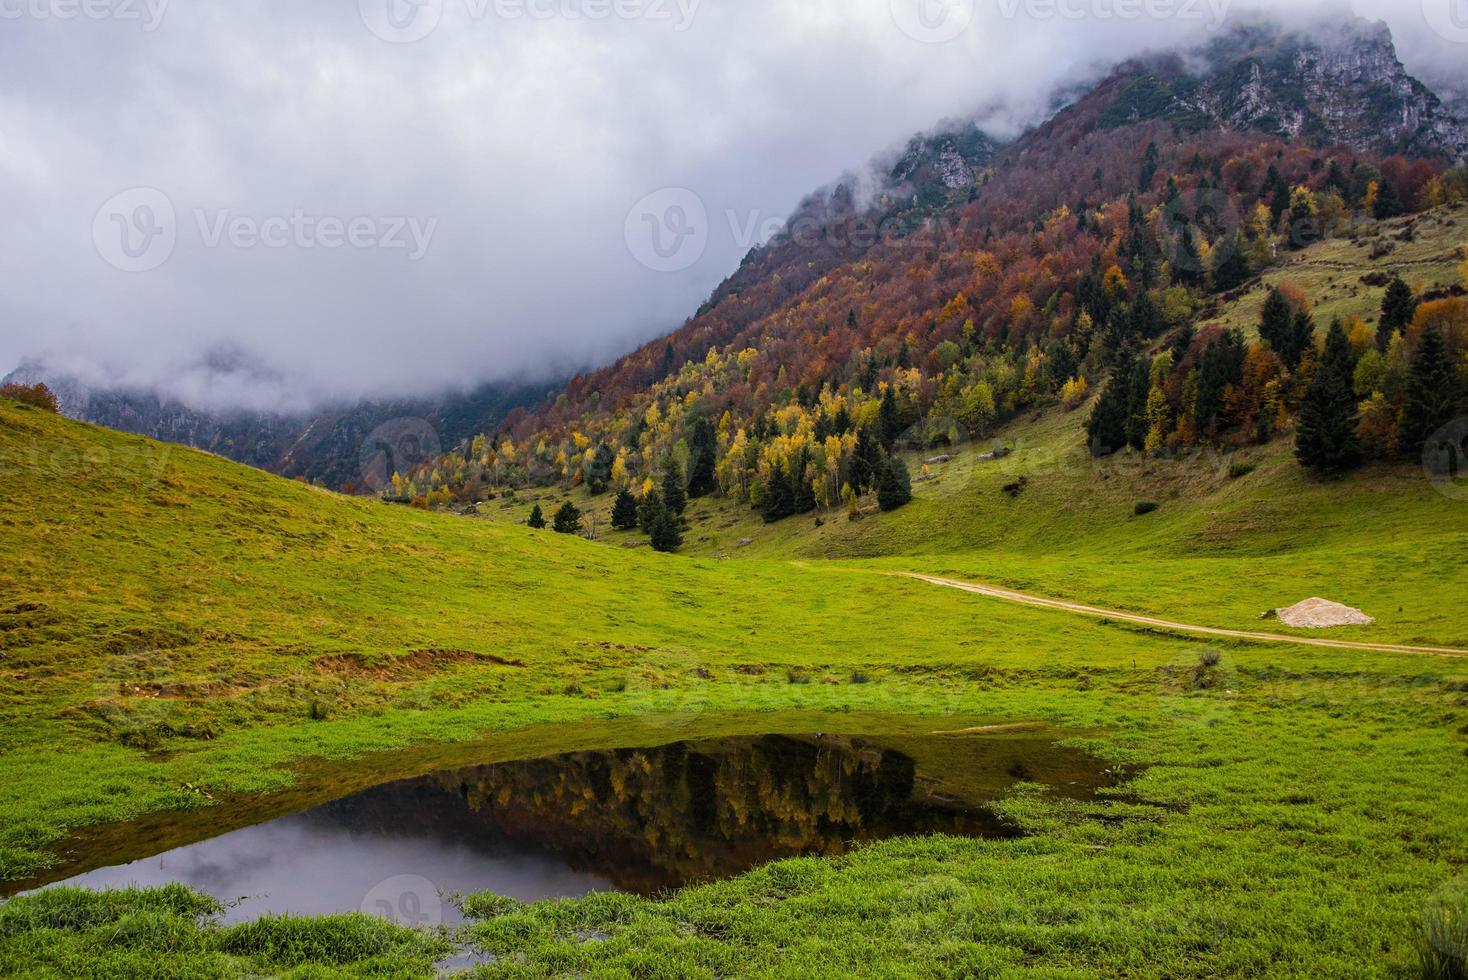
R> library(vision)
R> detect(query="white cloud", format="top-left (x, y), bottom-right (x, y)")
top-left (0, 0), bottom-right (1462, 410)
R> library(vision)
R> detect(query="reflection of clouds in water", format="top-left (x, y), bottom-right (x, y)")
top-left (57, 808), bottom-right (615, 925)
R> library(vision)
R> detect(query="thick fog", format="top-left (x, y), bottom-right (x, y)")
top-left (0, 0), bottom-right (1462, 411)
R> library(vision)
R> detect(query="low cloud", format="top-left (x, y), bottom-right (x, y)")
top-left (0, 0), bottom-right (1462, 411)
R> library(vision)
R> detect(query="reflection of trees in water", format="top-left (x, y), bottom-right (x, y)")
top-left (401, 735), bottom-right (1010, 894)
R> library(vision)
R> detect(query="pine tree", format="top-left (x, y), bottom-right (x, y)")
top-left (527, 504), bottom-right (546, 529)
top-left (638, 489), bottom-right (665, 535)
top-left (648, 507), bottom-right (683, 553)
top-left (552, 501), bottom-right (583, 534)
top-left (879, 385), bottom-right (902, 448)
top-left (1401, 325), bottom-right (1465, 457)
top-left (1373, 180), bottom-right (1404, 219)
top-left (1378, 276), bottom-right (1417, 351)
top-left (1126, 357), bottom-right (1151, 451)
top-left (1211, 234), bottom-right (1251, 293)
top-left (610, 489), bottom-right (639, 530)
top-left (1139, 141), bottom-right (1159, 191)
top-left (1258, 288), bottom-right (1295, 364)
top-left (790, 449), bottom-right (817, 515)
top-left (662, 463), bottom-right (687, 516)
top-left (1130, 291), bottom-right (1164, 340)
top-left (1263, 165), bottom-right (1291, 223)
top-left (1195, 330), bottom-right (1245, 438)
top-left (876, 457), bottom-right (913, 512)
top-left (1086, 350), bottom-right (1135, 457)
top-left (686, 417), bottom-right (718, 497)
top-left (586, 444), bottom-right (615, 495)
top-left (849, 425), bottom-right (883, 493)
top-left (762, 461), bottom-right (795, 523)
top-left (1295, 320), bottom-right (1364, 474)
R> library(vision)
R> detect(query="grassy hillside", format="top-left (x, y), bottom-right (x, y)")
top-left (499, 206), bottom-right (1468, 652)
top-left (1, 402), bottom-right (1466, 977)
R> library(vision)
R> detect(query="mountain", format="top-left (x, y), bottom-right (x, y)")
top-left (1103, 18), bottom-right (1468, 161)
top-left (394, 14), bottom-right (1467, 506)
top-left (1, 360), bottom-right (553, 493)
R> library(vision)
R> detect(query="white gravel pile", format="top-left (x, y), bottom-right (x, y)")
top-left (1274, 598), bottom-right (1375, 629)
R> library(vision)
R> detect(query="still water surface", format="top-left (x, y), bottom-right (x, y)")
top-left (30, 728), bottom-right (1117, 924)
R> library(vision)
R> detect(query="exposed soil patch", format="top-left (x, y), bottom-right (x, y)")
top-left (313, 649), bottom-right (525, 681)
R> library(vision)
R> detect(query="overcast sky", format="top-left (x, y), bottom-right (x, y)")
top-left (1, 0), bottom-right (1463, 412)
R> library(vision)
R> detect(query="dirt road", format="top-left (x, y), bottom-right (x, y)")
top-left (901, 573), bottom-right (1468, 658)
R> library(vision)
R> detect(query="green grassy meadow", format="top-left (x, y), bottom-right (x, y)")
top-left (1, 372), bottom-right (1467, 978)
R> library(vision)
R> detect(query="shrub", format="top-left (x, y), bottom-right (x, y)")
top-left (1135, 501), bottom-right (1160, 516)
top-left (1418, 880), bottom-right (1467, 980)
top-left (551, 502), bottom-right (582, 534)
top-left (0, 382), bottom-right (59, 413)
top-left (1228, 462), bottom-right (1257, 479)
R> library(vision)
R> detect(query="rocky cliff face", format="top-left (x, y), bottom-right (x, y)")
top-left (1103, 18), bottom-right (1468, 163)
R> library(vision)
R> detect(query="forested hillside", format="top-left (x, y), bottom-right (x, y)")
top-left (396, 19), bottom-right (1468, 539)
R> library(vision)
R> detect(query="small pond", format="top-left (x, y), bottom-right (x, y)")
top-left (12, 722), bottom-right (1120, 925)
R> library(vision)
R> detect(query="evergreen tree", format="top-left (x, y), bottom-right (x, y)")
top-left (1211, 234), bottom-right (1251, 293)
top-left (762, 461), bottom-right (795, 523)
top-left (790, 449), bottom-right (817, 515)
top-left (1258, 287), bottom-right (1294, 361)
top-left (1295, 320), bottom-right (1364, 474)
top-left (879, 385), bottom-right (902, 448)
top-left (638, 490), bottom-right (665, 535)
top-left (610, 489), bottom-right (639, 530)
top-left (1195, 330), bottom-right (1246, 437)
top-left (1401, 325), bottom-right (1465, 457)
top-left (1373, 180), bottom-right (1404, 219)
top-left (685, 417), bottom-right (718, 497)
top-left (1126, 357), bottom-right (1152, 451)
top-left (849, 425), bottom-right (884, 493)
top-left (1086, 350), bottom-right (1136, 457)
top-left (1174, 224), bottom-right (1204, 289)
top-left (648, 507), bottom-right (683, 553)
top-left (552, 502), bottom-right (583, 535)
top-left (527, 504), bottom-right (546, 529)
top-left (1130, 291), bottom-right (1164, 340)
top-left (1259, 288), bottom-right (1313, 370)
top-left (876, 457), bottom-right (913, 512)
top-left (1139, 141), bottom-right (1159, 191)
top-left (1378, 276), bottom-right (1417, 351)
top-left (586, 443), bottom-right (615, 495)
top-left (1263, 165), bottom-right (1291, 223)
top-left (662, 463), bottom-right (687, 516)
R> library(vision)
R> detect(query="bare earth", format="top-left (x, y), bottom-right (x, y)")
top-left (901, 573), bottom-right (1468, 658)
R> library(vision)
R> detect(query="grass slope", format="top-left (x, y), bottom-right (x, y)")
top-left (0, 403), bottom-right (1466, 976)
